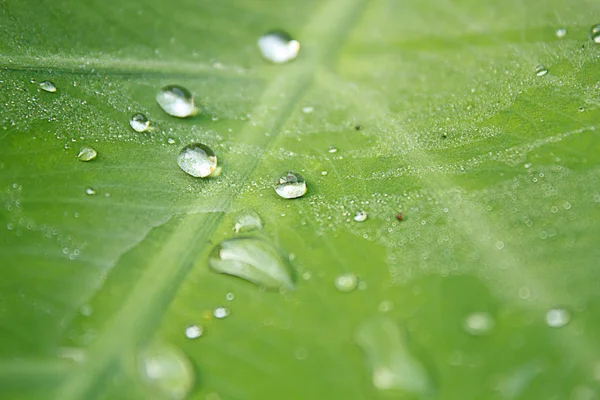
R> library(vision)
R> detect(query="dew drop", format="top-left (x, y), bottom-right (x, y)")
top-left (535, 65), bottom-right (548, 77)
top-left (545, 307), bottom-right (571, 328)
top-left (184, 325), bottom-right (203, 339)
top-left (225, 292), bottom-right (235, 301)
top-left (139, 342), bottom-right (194, 400)
top-left (462, 312), bottom-right (495, 336)
top-left (130, 113), bottom-right (150, 132)
top-left (156, 85), bottom-right (196, 118)
top-left (334, 273), bottom-right (358, 293)
top-left (555, 28), bottom-right (567, 38)
top-left (39, 81), bottom-right (57, 93)
top-left (356, 317), bottom-right (435, 395)
top-left (85, 187), bottom-right (96, 196)
top-left (77, 147), bottom-right (97, 162)
top-left (167, 137), bottom-right (176, 145)
top-left (328, 146), bottom-right (338, 153)
top-left (354, 211), bottom-right (368, 222)
top-left (208, 237), bottom-right (294, 290)
top-left (302, 106), bottom-right (314, 114)
top-left (213, 306), bottom-right (230, 319)
top-left (274, 171), bottom-right (307, 199)
top-left (257, 30), bottom-right (300, 64)
top-left (177, 143), bottom-right (217, 178)
top-left (233, 209), bottom-right (263, 233)
top-left (590, 24), bottom-right (600, 43)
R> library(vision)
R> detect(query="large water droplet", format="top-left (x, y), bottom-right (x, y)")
top-left (233, 209), bottom-right (263, 233)
top-left (208, 237), bottom-right (294, 290)
top-left (257, 30), bottom-right (300, 64)
top-left (462, 312), bottom-right (495, 336)
top-left (213, 306), bottom-right (230, 319)
top-left (590, 24), bottom-right (600, 43)
top-left (545, 307), bottom-right (571, 328)
top-left (354, 211), bottom-right (368, 222)
top-left (139, 342), bottom-right (194, 400)
top-left (555, 28), bottom-right (567, 38)
top-left (130, 113), bottom-right (150, 132)
top-left (355, 317), bottom-right (435, 395)
top-left (274, 171), bottom-right (307, 199)
top-left (334, 273), bottom-right (358, 293)
top-left (535, 65), bottom-right (548, 77)
top-left (184, 325), bottom-right (203, 339)
top-left (77, 147), bottom-right (97, 162)
top-left (156, 85), bottom-right (196, 118)
top-left (177, 143), bottom-right (217, 178)
top-left (39, 81), bottom-right (57, 93)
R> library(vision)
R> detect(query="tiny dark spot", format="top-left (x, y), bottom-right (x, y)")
top-left (441, 134), bottom-right (447, 139)
top-left (355, 124), bottom-right (361, 130)
top-left (395, 213), bottom-right (404, 221)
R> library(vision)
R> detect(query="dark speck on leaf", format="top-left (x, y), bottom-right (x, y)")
top-left (441, 134), bottom-right (447, 139)
top-left (395, 213), bottom-right (404, 221)
top-left (355, 124), bottom-right (361, 130)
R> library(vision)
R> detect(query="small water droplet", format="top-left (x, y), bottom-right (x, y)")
top-left (328, 146), bottom-right (338, 153)
top-left (77, 147), bottom-right (97, 162)
top-left (356, 317), bottom-right (435, 395)
top-left (274, 171), bottom-right (307, 199)
top-left (184, 325), bottom-right (203, 339)
top-left (302, 106), bottom-right (314, 114)
top-left (213, 306), bottom-right (230, 319)
top-left (233, 209), bottom-right (263, 233)
top-left (321, 170), bottom-right (328, 176)
top-left (335, 273), bottom-right (358, 293)
top-left (225, 292), bottom-right (235, 301)
top-left (354, 211), bottom-right (368, 222)
top-left (578, 106), bottom-right (585, 112)
top-left (130, 113), bottom-right (150, 132)
top-left (590, 24), bottom-right (600, 43)
top-left (139, 342), bottom-right (194, 400)
top-left (177, 143), bottom-right (217, 178)
top-left (535, 65), bottom-right (548, 77)
top-left (545, 307), bottom-right (571, 328)
top-left (167, 137), bottom-right (176, 145)
top-left (85, 187), bottom-right (96, 196)
top-left (378, 300), bottom-right (393, 313)
top-left (208, 237), bottom-right (294, 290)
top-left (156, 85), bottom-right (196, 118)
top-left (555, 28), bottom-right (567, 38)
top-left (462, 312), bottom-right (495, 336)
top-left (39, 81), bottom-right (57, 93)
top-left (257, 30), bottom-right (300, 64)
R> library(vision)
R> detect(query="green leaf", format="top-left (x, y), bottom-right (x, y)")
top-left (1, 0), bottom-right (600, 399)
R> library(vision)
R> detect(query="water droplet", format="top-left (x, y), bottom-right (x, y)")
top-left (213, 306), bottom-right (230, 319)
top-left (225, 292), bottom-right (235, 301)
top-left (156, 85), bottom-right (196, 118)
top-left (302, 106), bottom-right (314, 114)
top-left (334, 273), bottom-right (358, 293)
top-left (257, 30), bottom-right (300, 64)
top-left (184, 325), bottom-right (203, 339)
top-left (39, 81), bottom-right (57, 93)
top-left (356, 317), bottom-right (435, 395)
top-left (328, 146), bottom-right (338, 153)
top-left (139, 342), bottom-right (194, 400)
top-left (233, 209), bottom-right (263, 233)
top-left (130, 113), bottom-right (150, 132)
top-left (321, 171), bottom-right (328, 176)
top-left (535, 65), bottom-right (548, 77)
top-left (208, 237), bottom-right (294, 290)
top-left (177, 143), bottom-right (217, 178)
top-left (85, 187), bottom-right (96, 196)
top-left (556, 28), bottom-right (567, 38)
top-left (378, 300), bottom-right (393, 313)
top-left (590, 24), bottom-right (600, 43)
top-left (167, 137), bottom-right (176, 145)
top-left (462, 312), bottom-right (495, 336)
top-left (545, 307), bottom-right (571, 328)
top-left (77, 147), bottom-right (97, 162)
top-left (354, 211), bottom-right (368, 222)
top-left (274, 171), bottom-right (307, 199)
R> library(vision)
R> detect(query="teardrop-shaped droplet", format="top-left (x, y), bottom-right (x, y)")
top-left (139, 342), bottom-right (194, 400)
top-left (130, 113), bottom-right (150, 132)
top-left (257, 30), bottom-right (300, 64)
top-left (334, 273), bottom-right (358, 293)
top-left (156, 85), bottom-right (196, 118)
top-left (590, 24), bottom-right (600, 43)
top-left (177, 143), bottom-right (217, 178)
top-left (208, 237), bottom-right (294, 290)
top-left (233, 209), bottom-right (263, 233)
top-left (274, 171), bottom-right (306, 199)
top-left (355, 317), bottom-right (435, 395)
top-left (39, 81), bottom-right (57, 93)
top-left (77, 147), bottom-right (97, 162)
